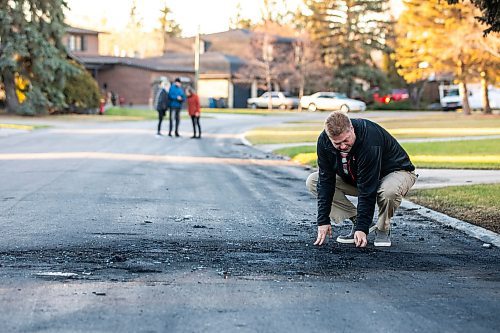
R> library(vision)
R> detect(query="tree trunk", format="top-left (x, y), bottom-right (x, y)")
top-left (266, 62), bottom-right (272, 110)
top-left (457, 59), bottom-right (471, 115)
top-left (480, 72), bottom-right (492, 115)
top-left (416, 80), bottom-right (427, 110)
top-left (297, 79), bottom-right (304, 112)
top-left (297, 42), bottom-right (305, 112)
top-left (263, 34), bottom-right (273, 110)
top-left (1, 69), bottom-right (20, 114)
top-left (409, 80), bottom-right (426, 110)
top-left (458, 81), bottom-right (471, 115)
top-left (162, 32), bottom-right (168, 55)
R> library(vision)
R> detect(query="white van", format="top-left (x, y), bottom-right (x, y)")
top-left (439, 84), bottom-right (500, 111)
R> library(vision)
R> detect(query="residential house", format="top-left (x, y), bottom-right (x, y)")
top-left (66, 26), bottom-right (299, 108)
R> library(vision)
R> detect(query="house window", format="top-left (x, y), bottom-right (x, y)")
top-left (68, 34), bottom-right (85, 52)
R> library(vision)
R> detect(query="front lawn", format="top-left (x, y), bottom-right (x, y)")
top-left (103, 107), bottom-right (157, 120)
top-left (202, 108), bottom-right (295, 115)
top-left (103, 107), bottom-right (295, 119)
top-left (0, 123), bottom-right (49, 130)
top-left (407, 184), bottom-right (500, 233)
top-left (245, 114), bottom-right (500, 144)
top-left (274, 139), bottom-right (500, 170)
top-left (402, 139), bottom-right (500, 169)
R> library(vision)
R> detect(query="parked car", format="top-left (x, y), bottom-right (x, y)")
top-left (247, 91), bottom-right (299, 109)
top-left (373, 89), bottom-right (409, 104)
top-left (300, 92), bottom-right (366, 112)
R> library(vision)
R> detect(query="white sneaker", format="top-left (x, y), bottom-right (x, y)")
top-left (374, 229), bottom-right (391, 247)
top-left (336, 222), bottom-right (377, 244)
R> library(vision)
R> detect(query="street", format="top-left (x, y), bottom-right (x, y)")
top-left (1, 112), bottom-right (499, 333)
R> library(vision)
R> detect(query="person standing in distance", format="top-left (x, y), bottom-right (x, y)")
top-left (155, 79), bottom-right (170, 137)
top-left (186, 87), bottom-right (202, 139)
top-left (168, 78), bottom-right (186, 137)
top-left (306, 111), bottom-right (417, 248)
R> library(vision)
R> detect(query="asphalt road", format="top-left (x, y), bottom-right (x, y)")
top-left (0, 112), bottom-right (499, 333)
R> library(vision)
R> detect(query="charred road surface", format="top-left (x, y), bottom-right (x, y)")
top-left (0, 114), bottom-right (499, 333)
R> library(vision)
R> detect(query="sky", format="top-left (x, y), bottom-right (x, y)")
top-left (65, 0), bottom-right (302, 36)
top-left (65, 0), bottom-right (403, 37)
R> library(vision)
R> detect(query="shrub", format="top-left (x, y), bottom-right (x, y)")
top-left (369, 100), bottom-right (414, 111)
top-left (62, 65), bottom-right (101, 114)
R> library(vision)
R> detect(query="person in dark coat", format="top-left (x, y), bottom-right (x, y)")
top-left (155, 80), bottom-right (170, 136)
top-left (306, 111), bottom-right (417, 248)
top-left (186, 87), bottom-right (201, 139)
top-left (167, 78), bottom-right (186, 137)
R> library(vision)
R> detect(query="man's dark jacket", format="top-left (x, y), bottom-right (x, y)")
top-left (316, 118), bottom-right (415, 233)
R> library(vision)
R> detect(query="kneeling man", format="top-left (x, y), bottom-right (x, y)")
top-left (306, 111), bottom-right (417, 247)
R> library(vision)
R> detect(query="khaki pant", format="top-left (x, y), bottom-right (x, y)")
top-left (306, 171), bottom-right (417, 231)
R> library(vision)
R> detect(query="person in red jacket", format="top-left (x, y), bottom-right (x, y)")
top-left (186, 87), bottom-right (202, 139)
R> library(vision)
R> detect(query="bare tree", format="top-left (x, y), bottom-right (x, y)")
top-left (291, 35), bottom-right (332, 111)
top-left (158, 2), bottom-right (181, 55)
top-left (236, 32), bottom-right (297, 109)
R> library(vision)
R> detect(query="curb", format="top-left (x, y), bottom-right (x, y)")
top-left (401, 199), bottom-right (500, 247)
top-left (239, 134), bottom-right (252, 147)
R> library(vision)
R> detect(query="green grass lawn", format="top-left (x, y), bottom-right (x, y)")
top-left (0, 123), bottom-right (49, 130)
top-left (407, 184), bottom-right (500, 233)
top-left (103, 107), bottom-right (296, 119)
top-left (103, 107), bottom-right (157, 120)
top-left (402, 139), bottom-right (500, 169)
top-left (245, 114), bottom-right (500, 144)
top-left (274, 145), bottom-right (318, 167)
top-left (202, 108), bottom-right (295, 116)
top-left (274, 139), bottom-right (500, 169)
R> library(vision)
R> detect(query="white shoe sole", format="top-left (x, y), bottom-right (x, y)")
top-left (336, 224), bottom-right (377, 244)
top-left (374, 241), bottom-right (391, 247)
top-left (336, 236), bottom-right (355, 244)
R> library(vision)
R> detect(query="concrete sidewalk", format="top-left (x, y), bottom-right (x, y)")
top-left (412, 168), bottom-right (500, 189)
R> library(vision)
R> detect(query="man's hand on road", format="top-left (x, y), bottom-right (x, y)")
top-left (314, 225), bottom-right (332, 246)
top-left (354, 231), bottom-right (367, 247)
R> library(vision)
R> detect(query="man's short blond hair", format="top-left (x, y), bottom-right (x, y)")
top-left (325, 111), bottom-right (351, 137)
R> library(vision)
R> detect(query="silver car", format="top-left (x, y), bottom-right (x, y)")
top-left (247, 91), bottom-right (299, 110)
top-left (300, 92), bottom-right (366, 112)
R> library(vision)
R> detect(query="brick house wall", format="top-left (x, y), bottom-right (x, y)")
top-left (96, 65), bottom-right (193, 105)
top-left (62, 32), bottom-right (99, 56)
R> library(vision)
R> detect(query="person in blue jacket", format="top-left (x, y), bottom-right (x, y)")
top-left (167, 78), bottom-right (187, 137)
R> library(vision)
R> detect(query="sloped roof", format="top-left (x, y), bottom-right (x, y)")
top-left (164, 29), bottom-right (296, 58)
top-left (77, 52), bottom-right (245, 74)
top-left (77, 55), bottom-right (194, 72)
top-left (147, 52), bottom-right (245, 74)
top-left (65, 26), bottom-right (102, 35)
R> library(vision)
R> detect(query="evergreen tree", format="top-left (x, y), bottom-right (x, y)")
top-left (0, 0), bottom-right (77, 114)
top-left (303, 0), bottom-right (392, 97)
top-left (447, 0), bottom-right (499, 35)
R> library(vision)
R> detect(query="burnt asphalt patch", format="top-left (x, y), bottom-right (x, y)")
top-left (1, 209), bottom-right (498, 284)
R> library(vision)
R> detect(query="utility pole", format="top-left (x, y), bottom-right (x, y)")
top-left (194, 26), bottom-right (200, 91)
